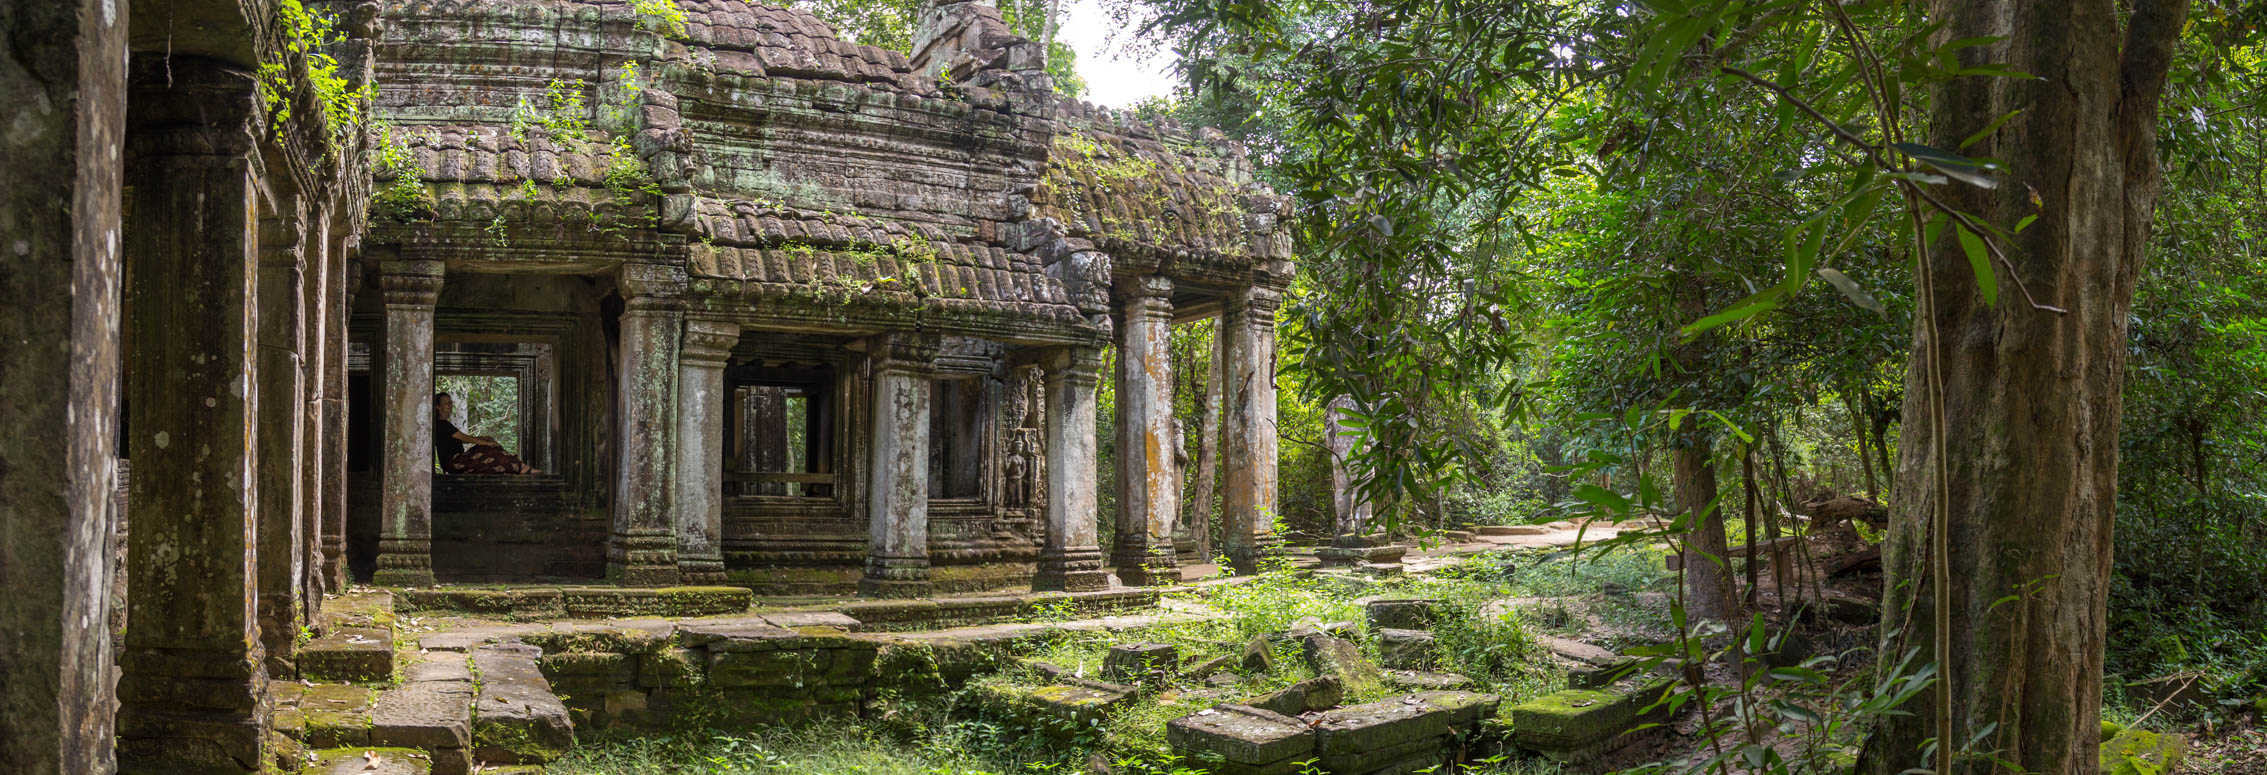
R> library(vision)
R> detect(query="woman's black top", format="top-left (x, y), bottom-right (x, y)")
top-left (435, 417), bottom-right (465, 464)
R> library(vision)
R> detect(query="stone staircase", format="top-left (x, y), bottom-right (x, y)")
top-left (277, 591), bottom-right (572, 774)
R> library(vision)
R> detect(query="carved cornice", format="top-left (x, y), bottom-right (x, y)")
top-left (681, 319), bottom-right (742, 366)
top-left (379, 260), bottom-right (446, 308)
top-left (1225, 285), bottom-right (1283, 320)
top-left (1046, 346), bottom-right (1104, 387)
top-left (870, 331), bottom-right (941, 374)
top-left (618, 262), bottom-right (688, 301)
top-left (1114, 274), bottom-right (1174, 322)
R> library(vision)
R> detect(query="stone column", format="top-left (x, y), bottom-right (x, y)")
top-left (117, 56), bottom-right (269, 773)
top-left (860, 332), bottom-right (938, 597)
top-left (375, 258), bottom-right (444, 586)
top-left (610, 263), bottom-right (684, 586)
top-left (0, 1), bottom-right (125, 770)
top-left (1112, 275), bottom-right (1179, 585)
top-left (300, 206), bottom-right (332, 608)
top-left (1221, 286), bottom-right (1283, 575)
top-left (320, 242), bottom-right (354, 590)
top-left (1035, 346), bottom-right (1108, 591)
top-left (255, 196), bottom-right (309, 672)
top-left (674, 319), bottom-right (739, 584)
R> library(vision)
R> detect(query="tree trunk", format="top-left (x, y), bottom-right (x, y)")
top-left (1743, 444), bottom-right (1761, 607)
top-left (1675, 429), bottom-right (1735, 623)
top-left (1863, 2), bottom-right (2186, 773)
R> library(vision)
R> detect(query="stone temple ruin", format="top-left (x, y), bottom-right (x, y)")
top-left (4, 0), bottom-right (1292, 771)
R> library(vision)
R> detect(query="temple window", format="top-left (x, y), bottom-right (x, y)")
top-left (729, 365), bottom-right (836, 499)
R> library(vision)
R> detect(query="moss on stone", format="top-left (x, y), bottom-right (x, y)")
top-left (2100, 729), bottom-right (2186, 775)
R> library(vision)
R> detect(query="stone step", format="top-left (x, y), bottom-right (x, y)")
top-left (368, 650), bottom-right (477, 774)
top-left (307, 748), bottom-right (434, 775)
top-left (469, 644), bottom-right (576, 764)
top-left (302, 590), bottom-right (398, 683)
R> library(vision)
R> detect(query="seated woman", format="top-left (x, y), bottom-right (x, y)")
top-left (433, 392), bottom-right (540, 474)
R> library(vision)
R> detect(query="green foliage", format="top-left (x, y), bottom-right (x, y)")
top-left (633, 0), bottom-right (690, 38)
top-left (258, 0), bottom-right (372, 148)
top-left (369, 121), bottom-right (433, 222)
top-left (512, 78), bottom-right (593, 144)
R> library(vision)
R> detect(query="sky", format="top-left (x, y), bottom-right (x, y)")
top-left (1055, 0), bottom-right (1180, 108)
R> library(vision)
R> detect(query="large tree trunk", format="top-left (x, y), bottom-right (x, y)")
top-left (1675, 430), bottom-right (1735, 623)
top-left (1863, 2), bottom-right (2185, 773)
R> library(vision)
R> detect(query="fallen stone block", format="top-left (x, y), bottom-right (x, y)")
top-left (1104, 642), bottom-right (1179, 684)
top-left (978, 682), bottom-right (1135, 726)
top-left (1166, 704), bottom-right (1316, 773)
top-left (1534, 635), bottom-right (1635, 690)
top-left (1183, 653), bottom-right (1235, 680)
top-left (1299, 632), bottom-right (1385, 695)
top-left (1364, 598), bottom-right (1442, 631)
top-left (1248, 675), bottom-right (1343, 716)
top-left (2101, 728), bottom-right (2187, 775)
top-left (1377, 628), bottom-right (1436, 670)
top-left (1240, 636), bottom-right (1277, 673)
top-left (1311, 698), bottom-right (1454, 760)
top-left (1406, 690), bottom-right (1502, 729)
top-left (1477, 524), bottom-right (1555, 536)
top-left (1382, 671), bottom-right (1477, 692)
top-left (1509, 683), bottom-right (1673, 763)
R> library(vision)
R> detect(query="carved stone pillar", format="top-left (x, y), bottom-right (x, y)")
top-left (117, 56), bottom-right (270, 773)
top-left (1221, 286), bottom-right (1283, 575)
top-left (611, 264), bottom-right (686, 586)
top-left (0, 2), bottom-right (125, 770)
top-left (299, 205), bottom-right (332, 608)
top-left (255, 196), bottom-right (309, 674)
top-left (374, 259), bottom-right (444, 587)
top-left (674, 319), bottom-right (739, 584)
top-left (1035, 346), bottom-right (1108, 591)
top-left (320, 241), bottom-right (354, 590)
top-left (861, 332), bottom-right (938, 597)
top-left (1112, 275), bottom-right (1179, 585)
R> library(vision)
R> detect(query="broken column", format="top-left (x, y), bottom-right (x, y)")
top-left (1112, 275), bottom-right (1179, 585)
top-left (611, 263), bottom-right (685, 586)
top-left (375, 257), bottom-right (444, 586)
top-left (675, 319), bottom-right (740, 584)
top-left (0, 0), bottom-right (125, 769)
top-left (116, 56), bottom-right (270, 773)
top-left (861, 332), bottom-right (939, 597)
top-left (1035, 346), bottom-right (1108, 591)
top-left (1318, 395), bottom-right (1403, 568)
top-left (1221, 286), bottom-right (1284, 574)
top-left (256, 196), bottom-right (310, 673)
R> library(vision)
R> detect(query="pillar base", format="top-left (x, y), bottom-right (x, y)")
top-left (860, 553), bottom-right (931, 598)
top-left (677, 558), bottom-right (727, 586)
top-left (1225, 536), bottom-right (1284, 576)
top-left (608, 530), bottom-right (681, 587)
top-left (1112, 544), bottom-right (1181, 587)
top-left (372, 539), bottom-right (434, 587)
top-left (1035, 547), bottom-right (1108, 592)
top-left (116, 713), bottom-right (266, 775)
top-left (320, 535), bottom-right (348, 591)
